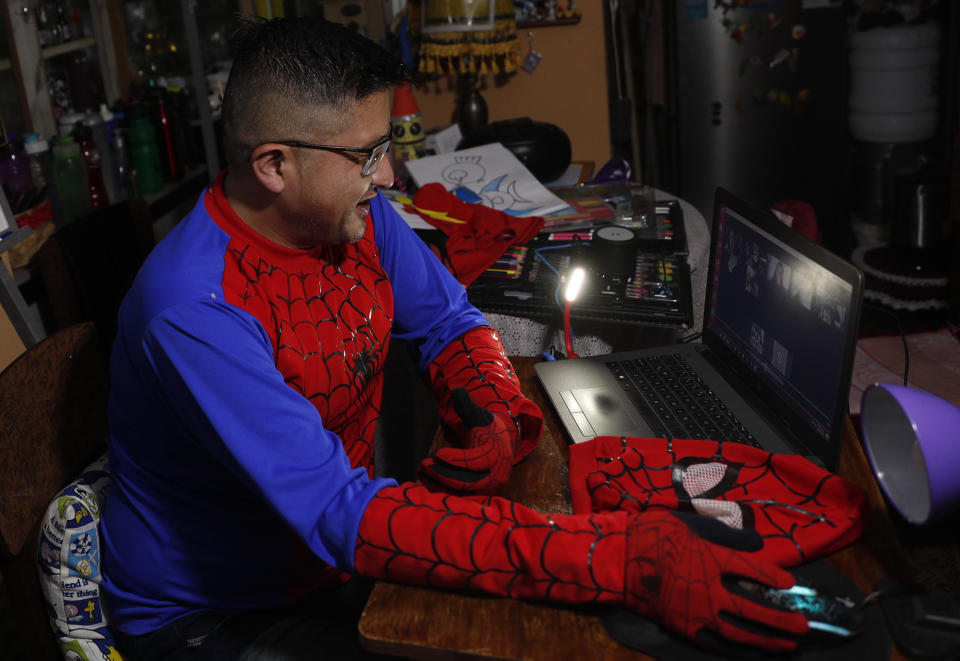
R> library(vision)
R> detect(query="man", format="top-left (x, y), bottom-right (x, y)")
top-left (102, 16), bottom-right (809, 660)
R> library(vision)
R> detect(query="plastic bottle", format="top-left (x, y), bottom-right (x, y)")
top-left (56, 2), bottom-right (72, 43)
top-left (128, 116), bottom-right (164, 195)
top-left (23, 132), bottom-right (61, 219)
top-left (23, 133), bottom-right (51, 189)
top-left (37, 6), bottom-right (53, 47)
top-left (85, 110), bottom-right (120, 203)
top-left (69, 6), bottom-right (81, 40)
top-left (145, 88), bottom-right (185, 182)
top-left (112, 126), bottom-right (137, 199)
top-left (100, 103), bottom-right (117, 146)
top-left (52, 136), bottom-right (91, 224)
top-left (72, 123), bottom-right (109, 210)
top-left (0, 141), bottom-right (35, 198)
top-left (58, 111), bottom-right (85, 139)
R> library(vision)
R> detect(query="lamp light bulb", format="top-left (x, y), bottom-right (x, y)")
top-left (565, 267), bottom-right (586, 302)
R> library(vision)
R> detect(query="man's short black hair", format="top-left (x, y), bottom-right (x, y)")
top-left (221, 15), bottom-right (410, 168)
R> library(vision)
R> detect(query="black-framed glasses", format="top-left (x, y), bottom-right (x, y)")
top-left (269, 124), bottom-right (393, 176)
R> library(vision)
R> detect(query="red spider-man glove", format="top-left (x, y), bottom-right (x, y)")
top-left (418, 387), bottom-right (519, 494)
top-left (354, 484), bottom-right (808, 653)
top-left (421, 327), bottom-right (543, 494)
top-left (624, 509), bottom-right (809, 653)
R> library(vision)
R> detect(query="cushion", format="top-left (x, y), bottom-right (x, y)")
top-left (36, 453), bottom-right (124, 660)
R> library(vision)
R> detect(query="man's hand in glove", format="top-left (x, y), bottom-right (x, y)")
top-left (418, 387), bottom-right (520, 495)
top-left (625, 509), bottom-right (809, 653)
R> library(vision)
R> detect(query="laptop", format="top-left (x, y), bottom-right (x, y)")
top-left (534, 188), bottom-right (864, 471)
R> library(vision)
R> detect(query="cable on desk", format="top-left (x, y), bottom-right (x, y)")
top-left (864, 304), bottom-right (910, 386)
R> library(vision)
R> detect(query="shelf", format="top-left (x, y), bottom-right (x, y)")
top-left (42, 37), bottom-right (96, 60)
top-left (517, 15), bottom-right (582, 28)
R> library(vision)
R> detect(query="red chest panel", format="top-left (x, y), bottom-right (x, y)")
top-left (222, 232), bottom-right (394, 471)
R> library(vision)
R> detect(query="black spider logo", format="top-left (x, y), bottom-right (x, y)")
top-left (352, 347), bottom-right (375, 389)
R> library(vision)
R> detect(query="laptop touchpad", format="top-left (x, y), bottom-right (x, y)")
top-left (563, 387), bottom-right (647, 437)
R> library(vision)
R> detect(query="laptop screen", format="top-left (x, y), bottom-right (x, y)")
top-left (705, 196), bottom-right (857, 445)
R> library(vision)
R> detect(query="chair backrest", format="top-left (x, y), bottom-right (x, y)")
top-left (37, 197), bottom-right (155, 356)
top-left (0, 322), bottom-right (109, 660)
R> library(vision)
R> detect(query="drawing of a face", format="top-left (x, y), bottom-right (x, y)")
top-left (442, 155), bottom-right (485, 185)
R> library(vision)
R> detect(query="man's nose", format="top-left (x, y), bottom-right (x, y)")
top-left (371, 155), bottom-right (395, 187)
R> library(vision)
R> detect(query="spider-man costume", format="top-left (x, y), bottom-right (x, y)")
top-left (102, 172), bottom-right (808, 652)
top-left (101, 172), bottom-right (538, 636)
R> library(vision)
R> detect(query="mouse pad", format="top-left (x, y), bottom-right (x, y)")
top-left (602, 560), bottom-right (892, 660)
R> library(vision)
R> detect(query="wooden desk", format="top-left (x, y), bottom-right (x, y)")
top-left (359, 357), bottom-right (911, 660)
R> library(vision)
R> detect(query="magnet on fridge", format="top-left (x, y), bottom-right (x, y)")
top-left (769, 48), bottom-right (790, 68)
top-left (792, 24), bottom-right (807, 39)
top-left (767, 12), bottom-right (782, 29)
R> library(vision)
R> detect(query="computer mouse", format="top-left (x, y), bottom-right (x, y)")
top-left (736, 578), bottom-right (864, 648)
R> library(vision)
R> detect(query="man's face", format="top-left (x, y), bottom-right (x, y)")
top-left (284, 90), bottom-right (395, 247)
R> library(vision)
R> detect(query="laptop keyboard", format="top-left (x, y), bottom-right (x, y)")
top-left (606, 353), bottom-right (760, 447)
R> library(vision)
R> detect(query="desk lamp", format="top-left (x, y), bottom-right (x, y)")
top-left (419, 0), bottom-right (519, 135)
top-left (563, 266), bottom-right (586, 359)
top-left (860, 383), bottom-right (960, 525)
top-left (859, 382), bottom-right (960, 659)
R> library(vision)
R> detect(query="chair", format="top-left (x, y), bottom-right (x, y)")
top-left (0, 322), bottom-right (110, 660)
top-left (36, 197), bottom-right (155, 356)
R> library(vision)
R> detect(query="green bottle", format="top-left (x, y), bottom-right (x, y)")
top-left (52, 136), bottom-right (91, 224)
top-left (128, 117), bottom-right (164, 195)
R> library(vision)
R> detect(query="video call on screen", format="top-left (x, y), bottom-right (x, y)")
top-left (707, 207), bottom-right (853, 439)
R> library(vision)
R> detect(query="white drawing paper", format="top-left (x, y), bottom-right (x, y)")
top-left (404, 142), bottom-right (569, 218)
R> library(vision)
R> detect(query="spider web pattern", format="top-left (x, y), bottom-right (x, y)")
top-left (624, 509), bottom-right (807, 650)
top-left (585, 436), bottom-right (867, 567)
top-left (427, 327), bottom-right (543, 459)
top-left (355, 482), bottom-right (627, 603)
top-left (355, 484), bottom-right (807, 651)
top-left (222, 236), bottom-right (394, 473)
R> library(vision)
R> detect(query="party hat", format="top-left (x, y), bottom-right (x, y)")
top-left (391, 83), bottom-right (420, 118)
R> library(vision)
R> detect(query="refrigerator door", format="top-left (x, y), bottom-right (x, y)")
top-left (672, 0), bottom-right (847, 240)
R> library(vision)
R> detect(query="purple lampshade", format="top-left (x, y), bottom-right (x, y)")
top-left (860, 383), bottom-right (960, 525)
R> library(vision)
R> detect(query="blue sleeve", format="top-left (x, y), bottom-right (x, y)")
top-left (140, 299), bottom-right (396, 572)
top-left (371, 192), bottom-right (489, 371)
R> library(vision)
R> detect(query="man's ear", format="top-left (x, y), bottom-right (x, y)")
top-left (249, 144), bottom-right (290, 194)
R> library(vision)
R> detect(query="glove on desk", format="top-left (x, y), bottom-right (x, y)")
top-left (354, 483), bottom-right (809, 652)
top-left (570, 436), bottom-right (868, 567)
